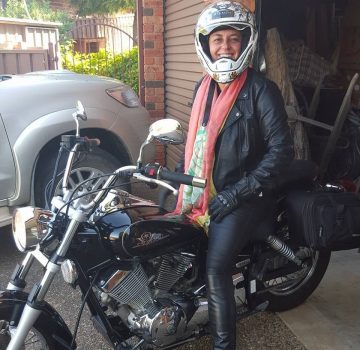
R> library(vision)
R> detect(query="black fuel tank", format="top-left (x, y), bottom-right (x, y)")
top-left (96, 206), bottom-right (205, 259)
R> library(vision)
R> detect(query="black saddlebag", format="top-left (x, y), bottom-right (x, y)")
top-left (286, 191), bottom-right (360, 251)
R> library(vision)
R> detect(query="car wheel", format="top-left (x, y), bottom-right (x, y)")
top-left (35, 148), bottom-right (129, 208)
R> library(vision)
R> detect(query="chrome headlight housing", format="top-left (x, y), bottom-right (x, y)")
top-left (12, 207), bottom-right (54, 252)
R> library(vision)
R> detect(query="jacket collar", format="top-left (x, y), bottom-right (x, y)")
top-left (220, 72), bottom-right (251, 133)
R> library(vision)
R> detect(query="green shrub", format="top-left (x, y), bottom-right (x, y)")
top-left (61, 45), bottom-right (139, 94)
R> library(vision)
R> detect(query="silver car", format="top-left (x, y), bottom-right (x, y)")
top-left (0, 70), bottom-right (152, 227)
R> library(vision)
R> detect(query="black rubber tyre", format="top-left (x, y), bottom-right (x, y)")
top-left (259, 249), bottom-right (331, 312)
top-left (35, 148), bottom-right (128, 208)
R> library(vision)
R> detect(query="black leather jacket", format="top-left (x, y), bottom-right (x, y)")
top-left (191, 69), bottom-right (294, 200)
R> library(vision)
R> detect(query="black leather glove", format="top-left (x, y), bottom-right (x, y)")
top-left (208, 189), bottom-right (238, 223)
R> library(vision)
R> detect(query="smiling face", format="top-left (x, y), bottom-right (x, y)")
top-left (208, 28), bottom-right (242, 62)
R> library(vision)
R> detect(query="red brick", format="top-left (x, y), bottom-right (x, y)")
top-left (144, 16), bottom-right (163, 24)
top-left (145, 87), bottom-right (155, 96)
top-left (154, 87), bottom-right (163, 95)
top-left (155, 72), bottom-right (164, 80)
top-left (144, 72), bottom-right (156, 80)
top-left (154, 57), bottom-right (164, 65)
top-left (154, 7), bottom-right (163, 16)
top-left (144, 57), bottom-right (155, 65)
top-left (153, 95), bottom-right (164, 103)
top-left (143, 0), bottom-right (163, 7)
top-left (154, 25), bottom-right (164, 33)
top-left (154, 40), bottom-right (164, 49)
top-left (144, 65), bottom-right (164, 73)
top-left (149, 110), bottom-right (165, 119)
top-left (145, 49), bottom-right (164, 57)
top-left (143, 24), bottom-right (154, 33)
top-left (155, 103), bottom-right (165, 110)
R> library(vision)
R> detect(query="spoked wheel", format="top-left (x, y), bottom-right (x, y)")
top-left (0, 319), bottom-right (53, 349)
top-left (259, 247), bottom-right (331, 311)
top-left (35, 148), bottom-right (128, 208)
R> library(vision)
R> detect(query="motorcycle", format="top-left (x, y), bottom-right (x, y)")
top-left (0, 101), bottom-right (332, 350)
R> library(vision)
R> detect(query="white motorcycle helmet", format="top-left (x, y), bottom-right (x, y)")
top-left (195, 1), bottom-right (258, 83)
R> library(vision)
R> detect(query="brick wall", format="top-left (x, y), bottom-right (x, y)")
top-left (141, 0), bottom-right (165, 164)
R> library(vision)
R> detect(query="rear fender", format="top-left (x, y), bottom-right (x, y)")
top-left (0, 289), bottom-right (74, 349)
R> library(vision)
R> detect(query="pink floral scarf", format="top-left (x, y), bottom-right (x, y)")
top-left (174, 70), bottom-right (248, 226)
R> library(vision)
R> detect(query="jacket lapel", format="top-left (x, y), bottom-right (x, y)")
top-left (220, 87), bottom-right (250, 134)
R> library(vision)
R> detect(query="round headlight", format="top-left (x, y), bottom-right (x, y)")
top-left (12, 207), bottom-right (54, 252)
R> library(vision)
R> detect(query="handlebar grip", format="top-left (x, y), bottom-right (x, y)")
top-left (160, 169), bottom-right (206, 188)
top-left (84, 137), bottom-right (101, 147)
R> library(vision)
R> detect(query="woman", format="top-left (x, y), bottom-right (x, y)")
top-left (175, 1), bottom-right (294, 349)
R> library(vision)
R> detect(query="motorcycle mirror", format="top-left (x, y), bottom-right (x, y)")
top-left (148, 119), bottom-right (184, 145)
top-left (75, 100), bottom-right (87, 121)
top-left (137, 119), bottom-right (184, 168)
top-left (72, 100), bottom-right (87, 137)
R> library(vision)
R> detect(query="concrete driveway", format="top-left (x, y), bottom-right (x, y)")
top-left (279, 249), bottom-right (360, 350)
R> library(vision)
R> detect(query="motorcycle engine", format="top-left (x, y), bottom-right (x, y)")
top-left (95, 253), bottom-right (195, 347)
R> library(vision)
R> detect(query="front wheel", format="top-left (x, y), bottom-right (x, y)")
top-left (35, 148), bottom-right (127, 208)
top-left (0, 290), bottom-right (74, 349)
top-left (259, 248), bottom-right (331, 312)
top-left (0, 317), bottom-right (54, 349)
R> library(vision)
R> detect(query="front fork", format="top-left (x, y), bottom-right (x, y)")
top-left (6, 214), bottom-right (84, 350)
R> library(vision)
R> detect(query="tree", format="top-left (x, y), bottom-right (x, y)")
top-left (69, 0), bottom-right (135, 16)
top-left (70, 0), bottom-right (137, 43)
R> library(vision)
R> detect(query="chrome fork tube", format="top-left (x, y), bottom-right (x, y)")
top-left (6, 253), bottom-right (35, 291)
top-left (7, 305), bottom-right (42, 350)
top-left (7, 216), bottom-right (83, 349)
top-left (6, 265), bottom-right (58, 350)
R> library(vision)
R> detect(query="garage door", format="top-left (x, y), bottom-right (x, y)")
top-left (164, 0), bottom-right (204, 169)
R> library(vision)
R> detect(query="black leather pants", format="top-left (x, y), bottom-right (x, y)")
top-left (206, 197), bottom-right (274, 350)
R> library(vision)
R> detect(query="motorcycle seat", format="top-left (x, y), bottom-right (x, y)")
top-left (270, 159), bottom-right (318, 196)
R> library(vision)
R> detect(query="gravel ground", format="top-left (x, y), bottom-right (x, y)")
top-left (0, 184), bottom-right (306, 349)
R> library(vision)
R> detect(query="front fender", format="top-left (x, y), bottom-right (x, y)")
top-left (0, 290), bottom-right (74, 349)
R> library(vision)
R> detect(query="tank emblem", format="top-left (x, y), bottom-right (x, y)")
top-left (135, 231), bottom-right (170, 247)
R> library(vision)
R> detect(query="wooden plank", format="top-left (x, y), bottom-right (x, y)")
top-left (165, 61), bottom-right (202, 73)
top-left (166, 105), bottom-right (191, 124)
top-left (165, 35), bottom-right (195, 47)
top-left (165, 44), bottom-right (196, 54)
top-left (166, 0), bottom-right (203, 15)
top-left (18, 53), bottom-right (32, 73)
top-left (166, 84), bottom-right (194, 100)
top-left (166, 77), bottom-right (199, 91)
top-left (166, 69), bottom-right (203, 81)
top-left (166, 3), bottom-right (205, 23)
top-left (31, 52), bottom-right (48, 71)
top-left (166, 100), bottom-right (191, 115)
top-left (166, 91), bottom-right (192, 108)
top-left (166, 14), bottom-right (199, 29)
top-left (165, 53), bottom-right (199, 63)
top-left (166, 3), bottom-right (204, 20)
top-left (4, 53), bottom-right (17, 74)
top-left (165, 19), bottom-right (195, 39)
top-left (166, 145), bottom-right (185, 170)
top-left (0, 54), bottom-right (4, 74)
top-left (319, 73), bottom-right (360, 179)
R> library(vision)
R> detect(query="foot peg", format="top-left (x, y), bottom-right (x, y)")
top-left (236, 300), bottom-right (269, 320)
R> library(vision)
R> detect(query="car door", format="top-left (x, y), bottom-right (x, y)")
top-left (0, 114), bottom-right (16, 201)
